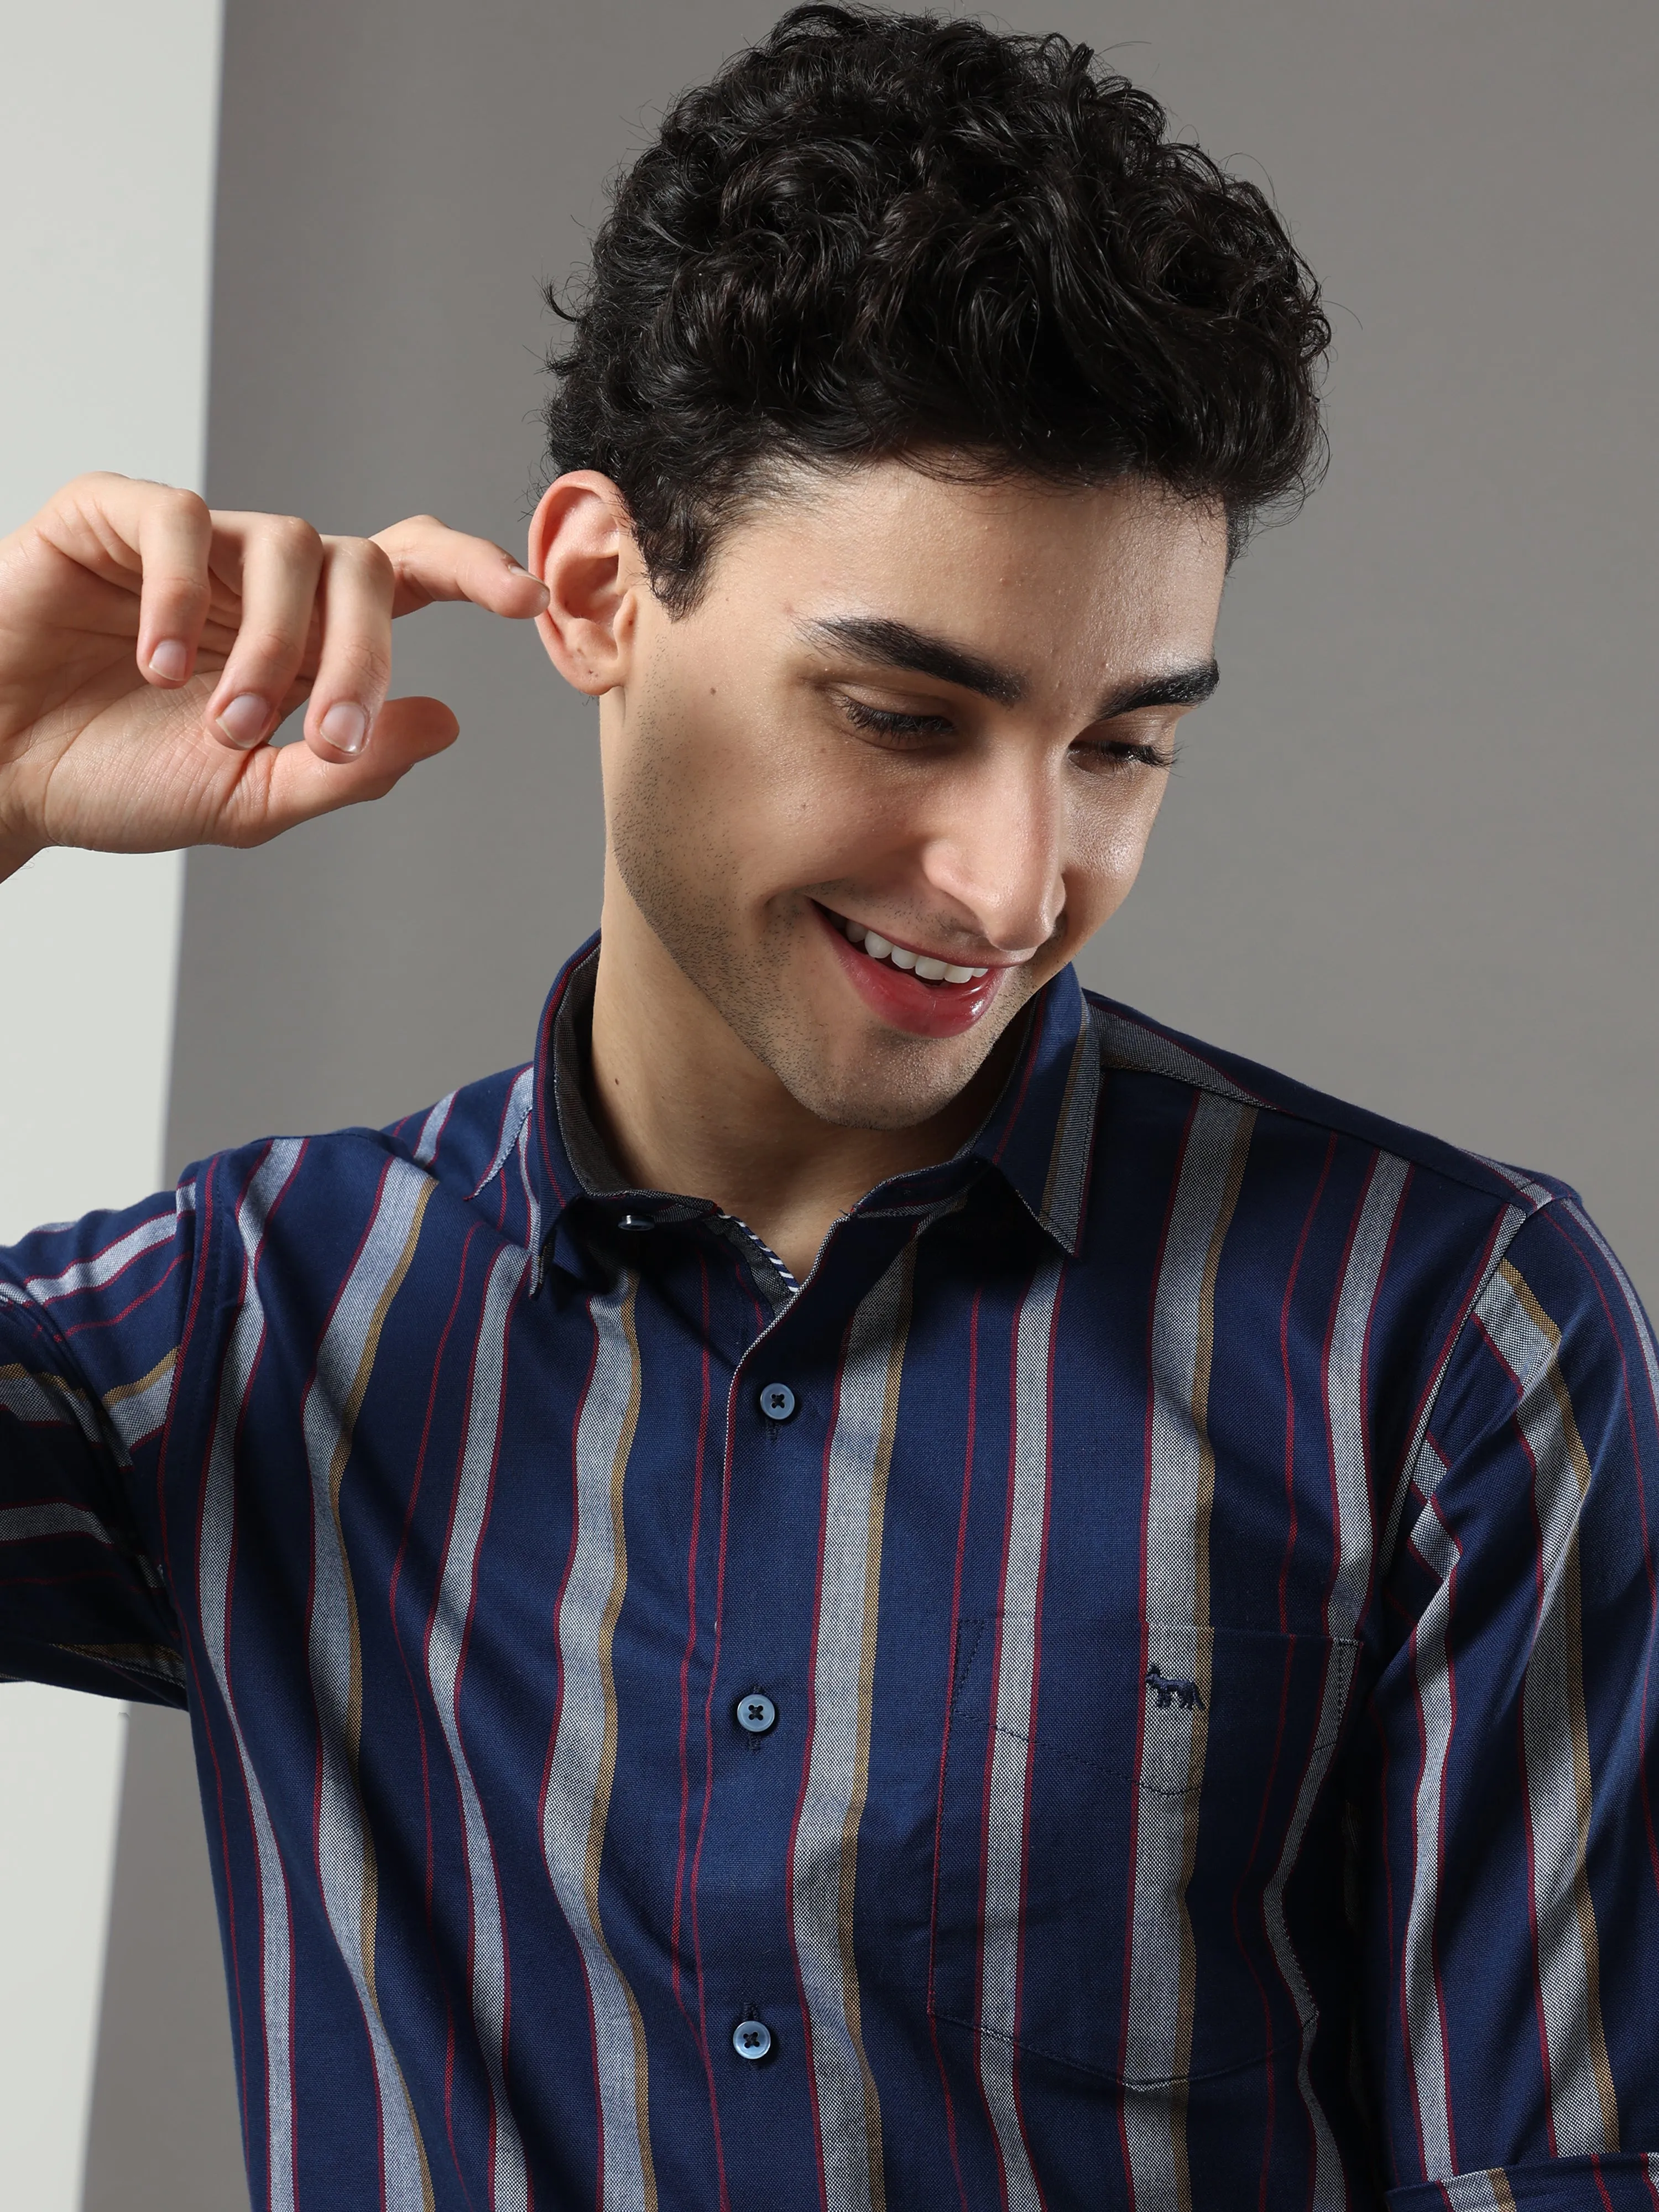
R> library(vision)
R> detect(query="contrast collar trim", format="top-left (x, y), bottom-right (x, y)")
top-left (524, 936), bottom-right (1103, 1275)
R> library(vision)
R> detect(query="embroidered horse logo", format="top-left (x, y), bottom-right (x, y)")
top-left (1145, 1665), bottom-right (1205, 1711)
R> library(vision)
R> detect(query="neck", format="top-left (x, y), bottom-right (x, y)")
top-left (586, 878), bottom-right (1004, 1282)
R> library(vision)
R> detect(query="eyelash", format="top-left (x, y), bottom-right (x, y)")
top-left (839, 696), bottom-right (1176, 773)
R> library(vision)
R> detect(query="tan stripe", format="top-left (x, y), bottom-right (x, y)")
top-left (583, 1276), bottom-right (656, 2212)
top-left (103, 1348), bottom-right (176, 1407)
top-left (1502, 1263), bottom-right (1618, 2146)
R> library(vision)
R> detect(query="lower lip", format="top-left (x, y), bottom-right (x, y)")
top-left (815, 905), bottom-right (1006, 1039)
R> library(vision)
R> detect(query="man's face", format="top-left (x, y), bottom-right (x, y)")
top-left (598, 460), bottom-right (1228, 1130)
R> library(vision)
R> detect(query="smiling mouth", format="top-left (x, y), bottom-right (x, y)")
top-left (815, 904), bottom-right (991, 987)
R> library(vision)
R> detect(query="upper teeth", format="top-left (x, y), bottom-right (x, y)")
top-left (843, 919), bottom-right (987, 984)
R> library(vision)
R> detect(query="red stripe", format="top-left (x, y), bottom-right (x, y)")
top-left (61, 1246), bottom-right (185, 1344)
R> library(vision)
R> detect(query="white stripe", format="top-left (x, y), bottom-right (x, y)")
top-left (104, 1357), bottom-right (178, 1454)
top-left (1473, 1264), bottom-right (1611, 2156)
top-left (469, 1067), bottom-right (534, 1200)
top-left (304, 1159), bottom-right (432, 2208)
top-left (1121, 1094), bottom-right (1249, 2206)
top-left (23, 1207), bottom-right (176, 1305)
top-left (791, 1249), bottom-right (911, 2212)
top-left (0, 1501), bottom-right (118, 1547)
top-left (975, 1254), bottom-right (1065, 2212)
top-left (425, 1240), bottom-right (529, 2212)
top-left (542, 1275), bottom-right (651, 2212)
top-left (413, 1091), bottom-right (456, 1167)
top-left (1402, 1504), bottom-right (1460, 2180)
top-left (197, 1138), bottom-right (305, 2212)
top-left (0, 1370), bottom-right (102, 1441)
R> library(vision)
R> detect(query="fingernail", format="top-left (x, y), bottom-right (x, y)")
top-left (214, 694), bottom-right (271, 749)
top-left (149, 639), bottom-right (190, 681)
top-left (320, 702), bottom-right (369, 757)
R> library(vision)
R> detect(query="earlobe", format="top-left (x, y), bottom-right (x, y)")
top-left (527, 471), bottom-right (640, 697)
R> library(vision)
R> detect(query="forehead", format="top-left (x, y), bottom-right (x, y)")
top-left (697, 458), bottom-right (1229, 690)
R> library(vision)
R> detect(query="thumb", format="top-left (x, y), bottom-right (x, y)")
top-left (227, 695), bottom-right (460, 844)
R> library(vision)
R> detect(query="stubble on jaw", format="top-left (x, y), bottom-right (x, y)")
top-left (605, 689), bottom-right (1040, 1135)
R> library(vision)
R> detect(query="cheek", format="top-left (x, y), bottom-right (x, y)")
top-left (1065, 782), bottom-right (1167, 929)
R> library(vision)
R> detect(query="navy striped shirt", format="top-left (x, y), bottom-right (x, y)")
top-left (3, 937), bottom-right (1658, 2209)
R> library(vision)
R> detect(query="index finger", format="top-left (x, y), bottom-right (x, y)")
top-left (370, 515), bottom-right (550, 623)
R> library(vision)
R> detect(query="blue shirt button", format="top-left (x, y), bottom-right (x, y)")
top-left (735, 1692), bottom-right (777, 1735)
top-left (759, 1381), bottom-right (796, 1422)
top-left (732, 2018), bottom-right (772, 2062)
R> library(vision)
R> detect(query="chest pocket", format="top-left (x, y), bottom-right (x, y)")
top-left (927, 1612), bottom-right (1360, 2084)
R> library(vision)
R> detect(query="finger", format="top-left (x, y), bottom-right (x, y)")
top-left (301, 536), bottom-right (398, 760)
top-left (372, 515), bottom-right (550, 622)
top-left (127, 484), bottom-right (214, 686)
top-left (200, 513), bottom-right (326, 750)
top-left (226, 696), bottom-right (460, 844)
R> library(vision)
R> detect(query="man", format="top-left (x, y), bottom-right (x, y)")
top-left (1, 6), bottom-right (1655, 2207)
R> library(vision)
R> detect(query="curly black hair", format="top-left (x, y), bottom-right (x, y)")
top-left (542, 3), bottom-right (1329, 610)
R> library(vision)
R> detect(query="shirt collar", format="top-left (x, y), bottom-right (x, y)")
top-left (524, 935), bottom-right (1102, 1279)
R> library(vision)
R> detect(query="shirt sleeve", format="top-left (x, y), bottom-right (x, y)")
top-left (1366, 1198), bottom-right (1659, 2206)
top-left (0, 1180), bottom-right (199, 1704)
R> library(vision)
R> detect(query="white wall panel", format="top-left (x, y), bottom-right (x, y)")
top-left (0, 5), bottom-right (222, 2206)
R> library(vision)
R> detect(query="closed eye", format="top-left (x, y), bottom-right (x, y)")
top-left (840, 697), bottom-right (956, 742)
top-left (1072, 735), bottom-right (1179, 774)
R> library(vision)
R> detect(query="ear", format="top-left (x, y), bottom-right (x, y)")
top-left (526, 472), bottom-right (644, 696)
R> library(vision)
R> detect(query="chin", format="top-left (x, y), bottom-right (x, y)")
top-left (770, 1031), bottom-right (993, 1133)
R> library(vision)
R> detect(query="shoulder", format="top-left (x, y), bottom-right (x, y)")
top-left (1084, 988), bottom-right (1572, 1218)
top-left (178, 1060), bottom-right (538, 1254)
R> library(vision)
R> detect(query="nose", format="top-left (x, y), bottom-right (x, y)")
top-left (919, 751), bottom-right (1066, 958)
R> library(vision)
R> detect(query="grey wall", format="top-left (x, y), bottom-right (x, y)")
top-left (88, 3), bottom-right (1658, 2204)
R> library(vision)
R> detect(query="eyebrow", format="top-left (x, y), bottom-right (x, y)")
top-left (800, 614), bottom-right (1218, 721)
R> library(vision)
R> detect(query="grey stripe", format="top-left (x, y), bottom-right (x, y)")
top-left (425, 1240), bottom-right (529, 2212)
top-left (790, 1248), bottom-right (913, 2212)
top-left (104, 1355), bottom-right (178, 1453)
top-left (1121, 1094), bottom-right (1250, 2208)
top-left (23, 1207), bottom-right (177, 1304)
top-left (304, 1158), bottom-right (432, 2209)
top-left (975, 1253), bottom-right (1065, 2212)
top-left (1326, 1152), bottom-right (1408, 1641)
top-left (541, 1274), bottom-right (653, 2212)
top-left (197, 1138), bottom-right (305, 2212)
top-left (1094, 1008), bottom-right (1257, 1105)
top-left (1402, 1504), bottom-right (1460, 2180)
top-left (0, 1369), bottom-right (102, 1440)
top-left (0, 1500), bottom-right (118, 1547)
top-left (1265, 1150), bottom-right (1409, 2212)
top-left (1381, 1203), bottom-right (1532, 1572)
top-left (1474, 1264), bottom-right (1612, 2156)
top-left (413, 1091), bottom-right (456, 1168)
top-left (469, 1066), bottom-right (534, 1199)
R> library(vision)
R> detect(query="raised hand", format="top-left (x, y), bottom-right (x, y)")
top-left (0, 473), bottom-right (551, 879)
